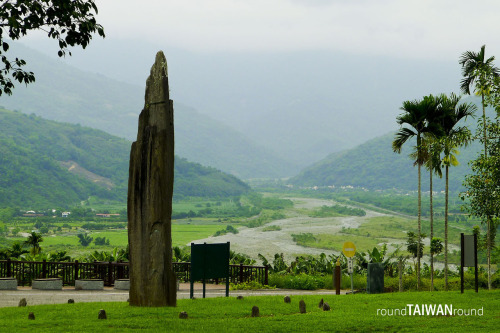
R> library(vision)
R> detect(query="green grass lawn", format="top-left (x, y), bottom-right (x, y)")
top-left (0, 291), bottom-right (497, 332)
top-left (293, 215), bottom-right (467, 256)
top-left (293, 233), bottom-right (383, 253)
top-left (7, 221), bottom-right (224, 258)
top-left (172, 224), bottom-right (225, 246)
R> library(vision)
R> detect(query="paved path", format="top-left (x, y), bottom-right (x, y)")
top-left (0, 283), bottom-right (345, 308)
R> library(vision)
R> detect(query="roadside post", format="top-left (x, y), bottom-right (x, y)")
top-left (342, 241), bottom-right (356, 294)
top-left (335, 258), bottom-right (341, 295)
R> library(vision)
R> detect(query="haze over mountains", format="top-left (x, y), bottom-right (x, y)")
top-left (1, 43), bottom-right (293, 178)
top-left (0, 40), bottom-right (483, 193)
top-left (7, 38), bottom-right (465, 171)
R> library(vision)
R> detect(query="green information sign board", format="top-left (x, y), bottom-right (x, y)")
top-left (460, 233), bottom-right (478, 293)
top-left (190, 242), bottom-right (230, 298)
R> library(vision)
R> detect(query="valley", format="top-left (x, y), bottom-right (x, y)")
top-left (191, 196), bottom-right (464, 267)
top-left (1, 193), bottom-right (468, 267)
top-left (0, 36), bottom-right (497, 295)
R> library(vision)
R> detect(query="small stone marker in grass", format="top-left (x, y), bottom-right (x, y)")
top-left (251, 306), bottom-right (259, 317)
top-left (299, 300), bottom-right (306, 314)
top-left (98, 309), bottom-right (107, 319)
top-left (237, 295), bottom-right (244, 300)
top-left (284, 295), bottom-right (291, 303)
top-left (318, 298), bottom-right (324, 308)
top-left (28, 312), bottom-right (35, 320)
top-left (322, 302), bottom-right (331, 311)
top-left (179, 312), bottom-right (188, 319)
top-left (68, 299), bottom-right (75, 304)
top-left (18, 298), bottom-right (27, 307)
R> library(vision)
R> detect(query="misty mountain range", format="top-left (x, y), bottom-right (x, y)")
top-left (0, 40), bottom-right (482, 191)
top-left (4, 38), bottom-right (466, 173)
top-left (1, 43), bottom-right (293, 178)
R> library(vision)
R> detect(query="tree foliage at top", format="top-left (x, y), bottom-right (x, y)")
top-left (461, 119), bottom-right (500, 235)
top-left (0, 0), bottom-right (104, 95)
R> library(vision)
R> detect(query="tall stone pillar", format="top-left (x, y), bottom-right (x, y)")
top-left (128, 51), bottom-right (176, 306)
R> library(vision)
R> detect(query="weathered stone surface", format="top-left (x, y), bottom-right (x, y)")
top-left (251, 306), bottom-right (260, 317)
top-left (0, 277), bottom-right (17, 290)
top-left (284, 295), bottom-right (291, 303)
top-left (28, 312), bottom-right (35, 320)
top-left (114, 279), bottom-right (130, 290)
top-left (322, 302), bottom-right (331, 311)
top-left (32, 278), bottom-right (62, 290)
top-left (128, 51), bottom-right (176, 307)
top-left (68, 299), bottom-right (75, 304)
top-left (299, 300), bottom-right (306, 314)
top-left (75, 279), bottom-right (104, 290)
top-left (179, 311), bottom-right (188, 319)
top-left (18, 298), bottom-right (27, 307)
top-left (98, 309), bottom-right (107, 319)
top-left (318, 298), bottom-right (324, 308)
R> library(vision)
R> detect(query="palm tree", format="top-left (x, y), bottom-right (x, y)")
top-left (24, 231), bottom-right (43, 255)
top-left (460, 46), bottom-right (499, 147)
top-left (392, 95), bottom-right (441, 289)
top-left (419, 136), bottom-right (443, 291)
top-left (459, 45), bottom-right (499, 290)
top-left (439, 93), bottom-right (476, 290)
top-left (77, 233), bottom-right (93, 247)
top-left (9, 241), bottom-right (28, 258)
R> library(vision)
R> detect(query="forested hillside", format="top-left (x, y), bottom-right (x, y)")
top-left (0, 109), bottom-right (249, 208)
top-left (290, 131), bottom-right (481, 193)
top-left (0, 42), bottom-right (295, 178)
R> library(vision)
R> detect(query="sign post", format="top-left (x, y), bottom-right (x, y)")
top-left (342, 241), bottom-right (356, 294)
top-left (190, 242), bottom-right (230, 299)
top-left (460, 233), bottom-right (478, 293)
top-left (335, 258), bottom-right (341, 295)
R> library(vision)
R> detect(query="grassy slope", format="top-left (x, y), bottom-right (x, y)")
top-left (1, 42), bottom-right (294, 178)
top-left (290, 131), bottom-right (482, 192)
top-left (0, 292), bottom-right (497, 332)
top-left (0, 108), bottom-right (250, 208)
top-left (0, 109), bottom-right (129, 207)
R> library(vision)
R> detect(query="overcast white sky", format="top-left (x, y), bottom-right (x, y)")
top-left (90, 0), bottom-right (500, 60)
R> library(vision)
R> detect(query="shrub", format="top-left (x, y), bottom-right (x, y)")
top-left (230, 281), bottom-right (275, 290)
top-left (94, 237), bottom-right (110, 246)
top-left (309, 205), bottom-right (366, 217)
top-left (262, 225), bottom-right (281, 232)
top-left (269, 273), bottom-right (326, 290)
top-left (213, 225), bottom-right (239, 237)
top-left (291, 233), bottom-right (316, 244)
